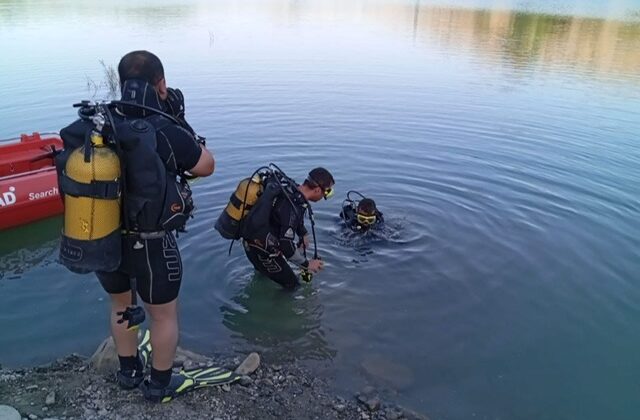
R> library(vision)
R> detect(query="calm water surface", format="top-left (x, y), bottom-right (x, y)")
top-left (1, 1), bottom-right (640, 419)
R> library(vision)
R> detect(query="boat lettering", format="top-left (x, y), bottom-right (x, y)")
top-left (0, 186), bottom-right (17, 207)
top-left (29, 186), bottom-right (59, 201)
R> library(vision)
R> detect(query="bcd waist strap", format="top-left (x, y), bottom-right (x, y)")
top-left (124, 230), bottom-right (166, 240)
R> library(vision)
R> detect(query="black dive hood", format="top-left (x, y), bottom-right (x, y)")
top-left (118, 79), bottom-right (165, 117)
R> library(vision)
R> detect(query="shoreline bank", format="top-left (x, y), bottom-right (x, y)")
top-left (0, 342), bottom-right (429, 420)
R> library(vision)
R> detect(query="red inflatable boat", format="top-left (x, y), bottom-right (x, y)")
top-left (0, 132), bottom-right (64, 230)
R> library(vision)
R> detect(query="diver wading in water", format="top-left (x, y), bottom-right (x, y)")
top-left (55, 51), bottom-right (238, 403)
top-left (215, 165), bottom-right (335, 289)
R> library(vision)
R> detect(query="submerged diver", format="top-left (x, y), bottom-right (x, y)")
top-left (340, 191), bottom-right (384, 232)
top-left (216, 166), bottom-right (335, 289)
top-left (58, 50), bottom-right (216, 402)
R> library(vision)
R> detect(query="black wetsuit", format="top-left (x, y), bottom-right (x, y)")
top-left (61, 82), bottom-right (202, 305)
top-left (244, 191), bottom-right (309, 289)
top-left (340, 204), bottom-right (384, 232)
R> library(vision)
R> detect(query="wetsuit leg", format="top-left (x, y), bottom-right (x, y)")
top-left (244, 243), bottom-right (299, 289)
top-left (96, 236), bottom-right (134, 295)
top-left (96, 233), bottom-right (183, 304)
top-left (96, 268), bottom-right (130, 294)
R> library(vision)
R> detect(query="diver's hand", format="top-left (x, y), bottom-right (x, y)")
top-left (307, 259), bottom-right (324, 273)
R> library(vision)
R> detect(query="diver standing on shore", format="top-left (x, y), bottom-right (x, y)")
top-left (57, 50), bottom-right (215, 402)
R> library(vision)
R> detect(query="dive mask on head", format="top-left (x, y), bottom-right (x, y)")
top-left (356, 212), bottom-right (376, 226)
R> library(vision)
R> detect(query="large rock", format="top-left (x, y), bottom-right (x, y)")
top-left (89, 337), bottom-right (119, 374)
top-left (235, 352), bottom-right (260, 376)
top-left (0, 405), bottom-right (21, 420)
top-left (45, 390), bottom-right (56, 405)
top-left (365, 398), bottom-right (380, 412)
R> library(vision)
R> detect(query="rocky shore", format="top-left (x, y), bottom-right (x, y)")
top-left (0, 339), bottom-right (429, 420)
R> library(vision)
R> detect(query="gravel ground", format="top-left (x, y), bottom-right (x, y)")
top-left (0, 350), bottom-right (429, 420)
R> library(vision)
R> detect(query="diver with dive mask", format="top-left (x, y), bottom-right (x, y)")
top-left (340, 191), bottom-right (384, 232)
top-left (215, 165), bottom-right (335, 289)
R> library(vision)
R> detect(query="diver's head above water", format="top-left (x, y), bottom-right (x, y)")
top-left (341, 191), bottom-right (384, 232)
top-left (356, 198), bottom-right (378, 228)
top-left (118, 50), bottom-right (166, 97)
top-left (299, 167), bottom-right (335, 202)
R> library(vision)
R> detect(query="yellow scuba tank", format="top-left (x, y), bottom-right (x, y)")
top-left (59, 131), bottom-right (122, 273)
top-left (64, 132), bottom-right (120, 239)
top-left (215, 174), bottom-right (263, 240)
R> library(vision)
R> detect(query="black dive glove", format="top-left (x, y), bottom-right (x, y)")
top-left (165, 87), bottom-right (186, 119)
top-left (165, 87), bottom-right (205, 146)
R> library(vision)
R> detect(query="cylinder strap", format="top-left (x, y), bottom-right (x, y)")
top-left (230, 193), bottom-right (252, 211)
top-left (60, 174), bottom-right (120, 199)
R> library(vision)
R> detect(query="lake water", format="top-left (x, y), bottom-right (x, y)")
top-left (1, 1), bottom-right (640, 419)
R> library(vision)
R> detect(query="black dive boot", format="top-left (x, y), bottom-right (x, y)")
top-left (140, 374), bottom-right (193, 403)
top-left (116, 356), bottom-right (145, 390)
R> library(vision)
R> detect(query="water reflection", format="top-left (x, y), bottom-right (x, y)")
top-left (402, 2), bottom-right (640, 78)
top-left (0, 217), bottom-right (60, 280)
top-left (221, 273), bottom-right (336, 361)
top-left (0, 0), bottom-right (197, 24)
top-left (0, 1), bottom-right (638, 84)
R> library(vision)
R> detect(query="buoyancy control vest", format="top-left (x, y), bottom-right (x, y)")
top-left (240, 178), bottom-right (295, 244)
top-left (56, 81), bottom-right (194, 273)
top-left (214, 168), bottom-right (281, 240)
top-left (214, 166), bottom-right (303, 244)
top-left (116, 114), bottom-right (193, 233)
